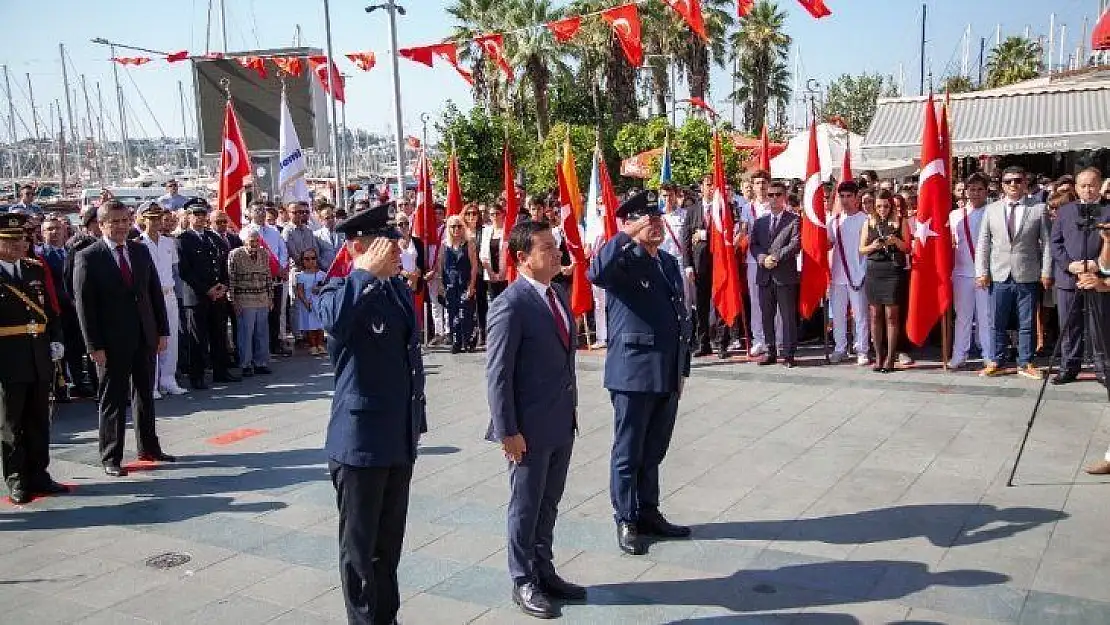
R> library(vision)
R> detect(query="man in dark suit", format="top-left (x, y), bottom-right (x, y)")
top-left (749, 180), bottom-right (801, 367)
top-left (1050, 167), bottom-right (1110, 385)
top-left (682, 177), bottom-right (715, 356)
top-left (176, 199), bottom-right (240, 389)
top-left (74, 200), bottom-right (174, 477)
top-left (63, 209), bottom-right (101, 397)
top-left (588, 190), bottom-right (693, 557)
top-left (316, 202), bottom-right (426, 625)
top-left (486, 220), bottom-right (584, 619)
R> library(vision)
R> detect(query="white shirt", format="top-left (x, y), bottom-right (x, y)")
top-left (660, 207), bottom-right (687, 265)
top-left (950, 203), bottom-right (986, 278)
top-left (0, 259), bottom-right (17, 279)
top-left (399, 238), bottom-right (418, 274)
top-left (241, 223), bottom-right (288, 268)
top-left (139, 232), bottom-right (177, 292)
top-left (828, 211), bottom-right (868, 286)
top-left (521, 273), bottom-right (570, 333)
top-left (740, 198), bottom-right (773, 263)
top-left (103, 236), bottom-right (131, 268)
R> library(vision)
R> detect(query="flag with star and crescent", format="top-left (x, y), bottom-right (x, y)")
top-left (906, 94), bottom-right (954, 346)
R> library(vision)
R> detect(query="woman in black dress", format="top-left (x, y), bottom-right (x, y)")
top-left (860, 190), bottom-right (910, 373)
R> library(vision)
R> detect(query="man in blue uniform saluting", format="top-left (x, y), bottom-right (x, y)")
top-left (588, 190), bottom-right (693, 556)
top-left (316, 201), bottom-right (427, 625)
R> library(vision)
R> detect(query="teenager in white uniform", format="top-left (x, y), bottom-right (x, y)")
top-left (827, 181), bottom-right (870, 365)
top-left (948, 173), bottom-right (993, 369)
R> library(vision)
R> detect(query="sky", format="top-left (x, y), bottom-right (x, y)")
top-left (0, 0), bottom-right (1103, 148)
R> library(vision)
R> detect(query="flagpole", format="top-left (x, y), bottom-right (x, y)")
top-left (322, 0), bottom-right (344, 206)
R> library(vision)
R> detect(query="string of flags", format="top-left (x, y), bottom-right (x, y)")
top-left (108, 0), bottom-right (831, 97)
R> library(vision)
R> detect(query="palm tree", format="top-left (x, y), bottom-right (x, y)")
top-left (985, 37), bottom-right (1042, 88)
top-left (446, 0), bottom-right (504, 111)
top-left (729, 1), bottom-right (792, 133)
top-left (504, 0), bottom-right (568, 140)
top-left (676, 0), bottom-right (734, 105)
top-left (569, 0), bottom-right (639, 127)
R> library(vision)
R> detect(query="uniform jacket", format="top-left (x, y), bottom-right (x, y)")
top-left (588, 232), bottom-right (692, 394)
top-left (750, 210), bottom-right (802, 286)
top-left (73, 239), bottom-right (170, 355)
top-left (176, 228), bottom-right (230, 307)
top-left (1050, 201), bottom-right (1110, 290)
top-left (316, 269), bottom-right (426, 468)
top-left (484, 278), bottom-right (576, 450)
top-left (0, 259), bottom-right (60, 383)
top-left (976, 197), bottom-right (1053, 283)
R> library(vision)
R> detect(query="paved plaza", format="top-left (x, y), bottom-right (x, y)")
top-left (2, 348), bottom-right (1110, 624)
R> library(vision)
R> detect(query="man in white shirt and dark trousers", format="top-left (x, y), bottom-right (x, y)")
top-left (949, 173), bottom-right (993, 369)
top-left (137, 204), bottom-right (187, 398)
top-left (827, 181), bottom-right (870, 365)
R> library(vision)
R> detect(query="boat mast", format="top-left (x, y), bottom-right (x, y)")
top-left (25, 73), bottom-right (40, 141)
top-left (56, 99), bottom-right (66, 193)
top-left (109, 44), bottom-right (131, 176)
top-left (82, 75), bottom-right (104, 186)
top-left (2, 65), bottom-right (20, 182)
top-left (61, 44), bottom-right (84, 189)
top-left (178, 80), bottom-right (189, 169)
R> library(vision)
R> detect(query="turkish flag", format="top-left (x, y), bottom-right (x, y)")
top-left (476, 34), bottom-right (514, 82)
top-left (709, 132), bottom-right (742, 326)
top-left (547, 16), bottom-right (582, 42)
top-left (273, 56), bottom-right (304, 77)
top-left (906, 95), bottom-right (954, 346)
top-left (399, 45), bottom-right (436, 67)
top-left (217, 101), bottom-right (251, 229)
top-left (412, 150), bottom-right (438, 267)
top-left (557, 162), bottom-right (593, 317)
top-left (166, 50), bottom-right (189, 63)
top-left (737, 0), bottom-right (755, 17)
top-left (597, 152), bottom-right (620, 242)
top-left (601, 4), bottom-right (643, 67)
top-left (758, 124), bottom-right (772, 171)
top-left (307, 56), bottom-right (346, 103)
top-left (446, 149), bottom-right (464, 218)
top-left (664, 0), bottom-right (707, 41)
top-left (113, 57), bottom-right (151, 66)
top-left (840, 133), bottom-right (853, 183)
top-left (326, 245), bottom-right (353, 280)
top-left (684, 96), bottom-right (719, 118)
top-left (237, 56), bottom-right (267, 79)
top-left (429, 43), bottom-right (474, 86)
top-left (797, 0), bottom-right (832, 18)
top-left (346, 51), bottom-right (376, 72)
top-left (798, 119), bottom-right (829, 321)
top-left (500, 143), bottom-right (521, 283)
top-left (938, 93), bottom-right (951, 177)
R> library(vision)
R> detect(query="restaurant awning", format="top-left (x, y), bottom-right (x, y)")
top-left (861, 80), bottom-right (1110, 161)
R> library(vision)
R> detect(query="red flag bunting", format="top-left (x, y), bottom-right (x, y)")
top-left (500, 143), bottom-right (520, 283)
top-left (307, 56), bottom-right (346, 103)
top-left (758, 124), bottom-right (772, 172)
top-left (663, 0), bottom-right (707, 41)
top-left (237, 56), bottom-right (268, 79)
top-left (446, 149), bottom-right (464, 218)
top-left (399, 45), bottom-right (436, 67)
top-left (476, 34), bottom-right (514, 83)
top-left (797, 0), bottom-right (832, 18)
top-left (112, 57), bottom-right (151, 66)
top-left (273, 56), bottom-right (304, 77)
top-left (683, 97), bottom-right (719, 118)
top-left (601, 4), bottom-right (644, 67)
top-left (547, 16), bottom-right (583, 42)
top-left (430, 43), bottom-right (475, 86)
top-left (906, 95), bottom-right (954, 345)
top-left (737, 0), bottom-right (755, 17)
top-left (166, 50), bottom-right (189, 63)
top-left (799, 119), bottom-right (830, 320)
top-left (346, 51), bottom-right (377, 72)
top-left (709, 132), bottom-right (742, 326)
top-left (204, 52), bottom-right (225, 60)
top-left (217, 101), bottom-right (252, 229)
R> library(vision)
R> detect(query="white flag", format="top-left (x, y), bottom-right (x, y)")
top-left (278, 88), bottom-right (310, 204)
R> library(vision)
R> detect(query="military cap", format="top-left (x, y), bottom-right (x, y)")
top-left (183, 197), bottom-right (211, 214)
top-left (139, 201), bottom-right (165, 219)
top-left (615, 190), bottom-right (662, 221)
top-left (335, 201), bottom-right (401, 239)
top-left (0, 212), bottom-right (29, 239)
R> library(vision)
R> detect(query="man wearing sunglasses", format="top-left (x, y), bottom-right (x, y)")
top-left (975, 166), bottom-right (1053, 380)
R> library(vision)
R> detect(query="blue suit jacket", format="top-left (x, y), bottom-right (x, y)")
top-left (1051, 201), bottom-right (1110, 290)
top-left (316, 269), bottom-right (427, 468)
top-left (588, 232), bottom-right (692, 394)
top-left (485, 278), bottom-right (577, 450)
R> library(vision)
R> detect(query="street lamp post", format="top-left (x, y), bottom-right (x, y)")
top-left (366, 1), bottom-right (407, 198)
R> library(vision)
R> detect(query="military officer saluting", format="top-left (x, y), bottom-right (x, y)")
top-left (587, 190), bottom-right (693, 556)
top-left (0, 212), bottom-right (67, 505)
top-left (316, 201), bottom-right (426, 625)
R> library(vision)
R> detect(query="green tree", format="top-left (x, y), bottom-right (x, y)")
top-left (504, 0), bottom-right (568, 140)
top-left (433, 102), bottom-right (535, 202)
top-left (820, 72), bottom-right (899, 135)
top-left (522, 122), bottom-right (598, 193)
top-left (613, 117), bottom-right (739, 188)
top-left (986, 36), bottom-right (1042, 88)
top-left (729, 1), bottom-right (792, 133)
top-left (941, 74), bottom-right (975, 94)
top-left (446, 0), bottom-right (504, 111)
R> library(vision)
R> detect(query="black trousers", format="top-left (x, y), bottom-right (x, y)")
top-left (63, 310), bottom-right (96, 390)
top-left (694, 271), bottom-right (713, 351)
top-left (507, 441), bottom-right (573, 584)
top-left (609, 391), bottom-right (678, 524)
top-left (185, 301), bottom-right (231, 382)
top-left (760, 283), bottom-right (799, 358)
top-left (96, 346), bottom-right (161, 465)
top-left (475, 278), bottom-right (489, 343)
top-left (330, 461), bottom-right (413, 625)
top-left (0, 381), bottom-right (52, 489)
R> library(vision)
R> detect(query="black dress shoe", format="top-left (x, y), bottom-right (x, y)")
top-left (638, 510), bottom-right (692, 538)
top-left (32, 478), bottom-right (69, 496)
top-left (8, 485), bottom-right (31, 505)
top-left (539, 573), bottom-right (587, 601)
top-left (137, 452), bottom-right (177, 463)
top-left (213, 373), bottom-right (242, 383)
top-left (512, 581), bottom-right (557, 619)
top-left (1052, 371), bottom-right (1079, 385)
top-left (693, 347), bottom-right (712, 358)
top-left (617, 521), bottom-right (645, 555)
top-left (241, 367), bottom-right (254, 377)
top-left (781, 357), bottom-right (796, 369)
top-left (191, 379), bottom-right (209, 390)
top-left (254, 366), bottom-right (272, 375)
top-left (103, 464), bottom-right (128, 477)
top-left (757, 355), bottom-right (777, 366)
top-left (717, 345), bottom-right (729, 360)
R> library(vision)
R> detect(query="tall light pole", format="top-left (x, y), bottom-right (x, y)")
top-left (367, 1), bottom-right (407, 197)
top-left (323, 0), bottom-right (345, 206)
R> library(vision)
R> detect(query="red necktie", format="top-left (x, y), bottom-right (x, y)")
top-left (116, 245), bottom-right (133, 287)
top-left (546, 287), bottom-right (569, 349)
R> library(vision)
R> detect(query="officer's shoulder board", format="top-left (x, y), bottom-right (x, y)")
top-left (23, 257), bottom-right (41, 266)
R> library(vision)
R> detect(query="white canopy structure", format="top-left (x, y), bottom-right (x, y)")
top-left (770, 123), bottom-right (917, 181)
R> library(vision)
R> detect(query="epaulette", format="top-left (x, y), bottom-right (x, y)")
top-left (23, 257), bottom-right (41, 266)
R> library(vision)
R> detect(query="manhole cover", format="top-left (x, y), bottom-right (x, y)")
top-left (145, 552), bottom-right (192, 569)
top-left (752, 583), bottom-right (776, 594)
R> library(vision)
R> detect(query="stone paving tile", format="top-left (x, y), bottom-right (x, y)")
top-left (110, 577), bottom-right (235, 621)
top-left (188, 552), bottom-right (290, 593)
top-left (264, 609), bottom-right (346, 625)
top-left (239, 564), bottom-right (340, 607)
top-left (178, 594), bottom-right (289, 624)
top-left (399, 591), bottom-right (494, 623)
top-left (1, 591), bottom-right (101, 624)
top-left (72, 610), bottom-right (157, 625)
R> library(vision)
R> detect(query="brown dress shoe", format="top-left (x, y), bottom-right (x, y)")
top-left (1085, 460), bottom-right (1110, 475)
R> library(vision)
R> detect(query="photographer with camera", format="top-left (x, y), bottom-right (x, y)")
top-left (1050, 168), bottom-right (1110, 385)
